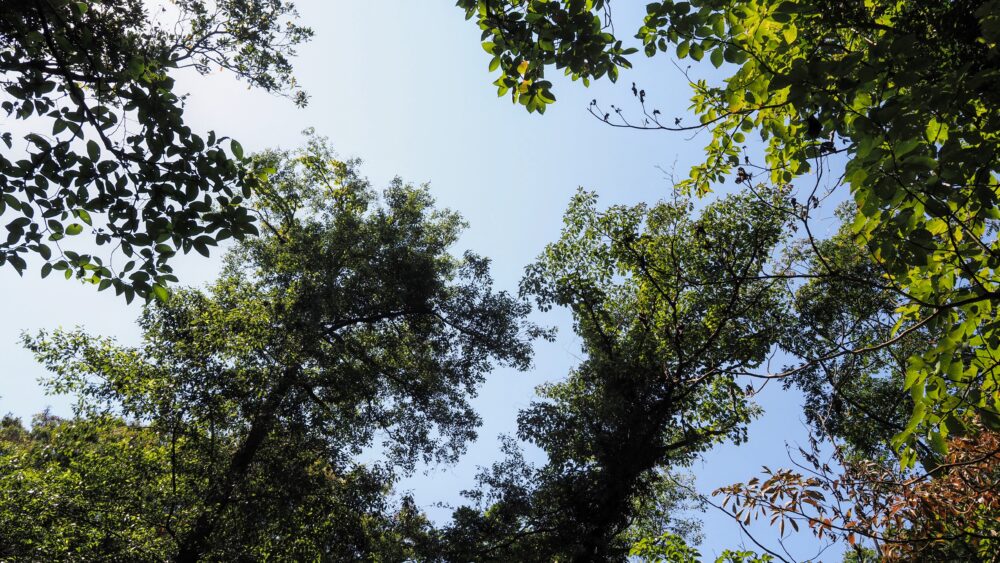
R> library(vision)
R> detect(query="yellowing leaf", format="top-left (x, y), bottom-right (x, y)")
top-left (782, 26), bottom-right (797, 44)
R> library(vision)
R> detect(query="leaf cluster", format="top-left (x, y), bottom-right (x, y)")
top-left (1, 0), bottom-right (310, 299)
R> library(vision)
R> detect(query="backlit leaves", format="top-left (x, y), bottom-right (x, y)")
top-left (1, 0), bottom-right (311, 299)
top-left (459, 0), bottom-right (1000, 461)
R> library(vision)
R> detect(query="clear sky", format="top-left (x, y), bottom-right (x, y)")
top-left (1, 2), bottom-right (846, 560)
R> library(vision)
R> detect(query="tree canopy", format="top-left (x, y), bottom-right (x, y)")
top-left (3, 138), bottom-right (536, 560)
top-left (458, 0), bottom-right (1000, 466)
top-left (437, 189), bottom-right (789, 560)
top-left (1, 0), bottom-right (310, 300)
top-left (0, 140), bottom-right (797, 560)
top-left (4, 0), bottom-right (1000, 559)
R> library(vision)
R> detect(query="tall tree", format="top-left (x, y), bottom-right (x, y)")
top-left (439, 189), bottom-right (790, 560)
top-left (1, 0), bottom-right (310, 299)
top-left (457, 0), bottom-right (1000, 461)
top-left (4, 137), bottom-right (536, 560)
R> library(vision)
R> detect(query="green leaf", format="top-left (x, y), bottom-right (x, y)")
top-left (943, 414), bottom-right (967, 437)
top-left (66, 223), bottom-right (84, 236)
top-left (713, 16), bottom-right (725, 37)
top-left (9, 255), bottom-right (26, 274)
top-left (127, 56), bottom-right (144, 77)
top-left (774, 1), bottom-right (799, 13)
top-left (87, 140), bottom-right (100, 161)
top-left (677, 41), bottom-right (690, 59)
top-left (230, 140), bottom-right (244, 160)
top-left (25, 133), bottom-right (50, 150)
top-left (929, 429), bottom-right (947, 456)
top-left (710, 48), bottom-right (723, 68)
top-left (894, 137), bottom-right (922, 157)
top-left (689, 43), bottom-right (704, 61)
top-left (782, 26), bottom-right (797, 44)
top-left (151, 284), bottom-right (169, 303)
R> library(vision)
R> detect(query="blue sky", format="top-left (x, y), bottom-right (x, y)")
top-left (1, 2), bottom-right (847, 560)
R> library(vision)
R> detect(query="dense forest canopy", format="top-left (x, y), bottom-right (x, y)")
top-left (1, 0), bottom-right (999, 560)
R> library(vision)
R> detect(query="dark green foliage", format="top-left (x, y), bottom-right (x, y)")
top-left (0, 0), bottom-right (310, 300)
top-left (4, 138), bottom-right (535, 561)
top-left (438, 190), bottom-right (790, 560)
